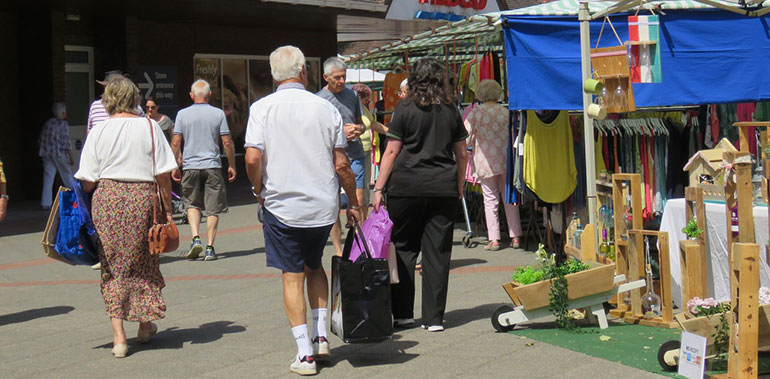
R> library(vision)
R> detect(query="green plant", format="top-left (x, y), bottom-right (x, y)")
top-left (512, 266), bottom-right (546, 285)
top-left (710, 303), bottom-right (731, 370)
top-left (682, 218), bottom-right (703, 239)
top-left (545, 262), bottom-right (576, 331)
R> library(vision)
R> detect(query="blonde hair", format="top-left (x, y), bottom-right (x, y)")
top-left (102, 76), bottom-right (140, 116)
top-left (475, 80), bottom-right (503, 102)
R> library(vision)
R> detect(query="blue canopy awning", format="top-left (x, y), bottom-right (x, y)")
top-left (503, 9), bottom-right (770, 110)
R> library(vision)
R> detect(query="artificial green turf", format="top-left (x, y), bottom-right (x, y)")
top-left (510, 323), bottom-right (683, 377)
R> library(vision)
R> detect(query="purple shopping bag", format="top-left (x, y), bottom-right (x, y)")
top-left (348, 207), bottom-right (393, 262)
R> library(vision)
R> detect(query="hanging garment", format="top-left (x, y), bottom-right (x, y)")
top-left (491, 52), bottom-right (501, 83)
top-left (573, 139), bottom-right (587, 208)
top-left (718, 103), bottom-right (739, 143)
top-left (756, 102), bottom-right (770, 121)
top-left (595, 133), bottom-right (607, 178)
top-left (736, 102), bottom-right (757, 155)
top-left (480, 53), bottom-right (492, 81)
top-left (513, 111), bottom-right (526, 194)
top-left (524, 110), bottom-right (577, 203)
top-left (383, 72), bottom-right (407, 124)
top-left (505, 111), bottom-right (519, 204)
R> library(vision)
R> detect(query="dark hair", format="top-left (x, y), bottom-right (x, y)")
top-left (351, 83), bottom-right (372, 100)
top-left (407, 58), bottom-right (451, 107)
top-left (145, 95), bottom-right (157, 104)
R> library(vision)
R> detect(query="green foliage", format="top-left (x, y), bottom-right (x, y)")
top-left (710, 303), bottom-right (732, 370)
top-left (545, 263), bottom-right (576, 331)
top-left (512, 266), bottom-right (546, 285)
top-left (682, 218), bottom-right (703, 238)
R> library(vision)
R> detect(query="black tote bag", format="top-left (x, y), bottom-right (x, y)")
top-left (330, 223), bottom-right (393, 343)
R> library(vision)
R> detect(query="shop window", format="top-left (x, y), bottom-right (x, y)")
top-left (194, 54), bottom-right (321, 149)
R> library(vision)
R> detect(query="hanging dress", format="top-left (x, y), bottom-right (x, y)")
top-left (524, 110), bottom-right (577, 203)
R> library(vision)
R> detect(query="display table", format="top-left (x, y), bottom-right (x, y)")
top-left (659, 198), bottom-right (770, 308)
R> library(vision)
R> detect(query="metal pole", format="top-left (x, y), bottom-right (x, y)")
top-left (579, 2), bottom-right (599, 246)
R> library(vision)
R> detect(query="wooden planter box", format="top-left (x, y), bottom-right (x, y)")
top-left (502, 264), bottom-right (615, 310)
top-left (676, 303), bottom-right (770, 347)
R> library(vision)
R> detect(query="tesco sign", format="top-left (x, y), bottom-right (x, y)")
top-left (387, 0), bottom-right (500, 20)
top-left (418, 0), bottom-right (488, 10)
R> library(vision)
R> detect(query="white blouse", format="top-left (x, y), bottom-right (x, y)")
top-left (75, 117), bottom-right (178, 183)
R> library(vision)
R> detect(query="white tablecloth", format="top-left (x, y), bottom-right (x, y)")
top-left (660, 198), bottom-right (770, 308)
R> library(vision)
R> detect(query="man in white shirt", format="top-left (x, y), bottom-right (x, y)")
top-left (244, 46), bottom-right (360, 376)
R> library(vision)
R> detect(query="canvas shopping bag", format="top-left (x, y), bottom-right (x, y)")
top-left (55, 186), bottom-right (98, 265)
top-left (41, 186), bottom-right (73, 265)
top-left (330, 223), bottom-right (393, 343)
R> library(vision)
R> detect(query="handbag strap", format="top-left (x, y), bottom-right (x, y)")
top-left (148, 118), bottom-right (163, 224)
top-left (342, 221), bottom-right (373, 261)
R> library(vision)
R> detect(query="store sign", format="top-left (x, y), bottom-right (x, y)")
top-left (418, 0), bottom-right (488, 10)
top-left (386, 0), bottom-right (499, 20)
top-left (138, 66), bottom-right (177, 105)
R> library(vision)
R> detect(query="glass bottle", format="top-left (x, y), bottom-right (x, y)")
top-left (641, 237), bottom-right (662, 317)
top-left (613, 83), bottom-right (626, 110)
top-left (599, 229), bottom-right (609, 259)
top-left (574, 222), bottom-right (583, 250)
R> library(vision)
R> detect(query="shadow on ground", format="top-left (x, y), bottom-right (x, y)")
top-left (159, 248), bottom-right (264, 263)
top-left (93, 320), bottom-right (246, 352)
top-left (449, 258), bottom-right (487, 270)
top-left (324, 334), bottom-right (419, 369)
top-left (444, 302), bottom-right (509, 330)
top-left (0, 306), bottom-right (75, 327)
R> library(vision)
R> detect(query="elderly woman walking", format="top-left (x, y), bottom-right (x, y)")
top-left (75, 76), bottom-right (177, 358)
top-left (465, 79), bottom-right (522, 251)
top-left (372, 58), bottom-right (468, 332)
top-left (39, 102), bottom-right (75, 210)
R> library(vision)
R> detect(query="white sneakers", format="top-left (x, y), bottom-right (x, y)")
top-left (422, 324), bottom-right (445, 332)
top-left (312, 336), bottom-right (330, 360)
top-left (290, 355), bottom-right (317, 376)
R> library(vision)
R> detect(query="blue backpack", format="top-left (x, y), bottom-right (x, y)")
top-left (55, 182), bottom-right (98, 265)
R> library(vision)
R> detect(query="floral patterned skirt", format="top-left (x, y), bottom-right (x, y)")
top-left (92, 179), bottom-right (166, 322)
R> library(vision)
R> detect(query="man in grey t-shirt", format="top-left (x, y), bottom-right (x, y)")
top-left (171, 79), bottom-right (237, 261)
top-left (317, 57), bottom-right (366, 257)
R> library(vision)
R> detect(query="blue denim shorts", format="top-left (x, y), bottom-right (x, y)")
top-left (350, 157), bottom-right (365, 189)
top-left (262, 208), bottom-right (333, 273)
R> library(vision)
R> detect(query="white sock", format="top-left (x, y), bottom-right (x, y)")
top-left (291, 324), bottom-right (313, 358)
top-left (311, 308), bottom-right (328, 341)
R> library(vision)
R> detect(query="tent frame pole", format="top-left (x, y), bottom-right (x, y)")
top-left (579, 1), bottom-right (599, 256)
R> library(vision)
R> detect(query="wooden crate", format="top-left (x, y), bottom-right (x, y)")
top-left (503, 264), bottom-right (615, 311)
top-left (591, 45), bottom-right (636, 113)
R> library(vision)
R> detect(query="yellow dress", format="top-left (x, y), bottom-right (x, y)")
top-left (524, 110), bottom-right (577, 203)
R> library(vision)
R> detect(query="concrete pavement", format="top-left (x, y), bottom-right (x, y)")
top-left (0, 198), bottom-right (664, 378)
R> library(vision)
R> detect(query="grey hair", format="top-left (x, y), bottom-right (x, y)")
top-left (475, 80), bottom-right (503, 102)
top-left (323, 57), bottom-right (346, 76)
top-left (102, 76), bottom-right (141, 116)
top-left (270, 46), bottom-right (306, 82)
top-left (51, 102), bottom-right (67, 118)
top-left (191, 79), bottom-right (211, 98)
top-left (400, 78), bottom-right (408, 91)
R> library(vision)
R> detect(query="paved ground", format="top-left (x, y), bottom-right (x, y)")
top-left (0, 191), bottom-right (664, 378)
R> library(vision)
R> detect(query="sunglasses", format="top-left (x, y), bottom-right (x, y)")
top-left (147, 105), bottom-right (157, 109)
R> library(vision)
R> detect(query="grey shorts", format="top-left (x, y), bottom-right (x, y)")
top-left (181, 168), bottom-right (228, 216)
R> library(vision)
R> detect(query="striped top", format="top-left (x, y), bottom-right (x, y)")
top-left (87, 99), bottom-right (145, 133)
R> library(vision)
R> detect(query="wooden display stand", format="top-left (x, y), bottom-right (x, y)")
top-left (609, 173), bottom-right (643, 319)
top-left (624, 230), bottom-right (676, 328)
top-left (714, 149), bottom-right (760, 379)
top-left (590, 46), bottom-right (636, 113)
top-left (680, 186), bottom-right (709, 304)
top-left (564, 219), bottom-right (598, 263)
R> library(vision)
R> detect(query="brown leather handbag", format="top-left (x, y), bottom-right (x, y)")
top-left (147, 118), bottom-right (179, 254)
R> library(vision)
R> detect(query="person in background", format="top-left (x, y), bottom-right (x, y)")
top-left (398, 78), bottom-right (408, 100)
top-left (171, 79), bottom-right (237, 262)
top-left (245, 45), bottom-right (360, 376)
top-left (317, 57), bottom-right (365, 256)
top-left (146, 96), bottom-right (174, 142)
top-left (372, 58), bottom-right (467, 332)
top-left (87, 70), bottom-right (144, 135)
top-left (0, 158), bottom-right (7, 223)
top-left (465, 79), bottom-right (522, 250)
top-left (351, 83), bottom-right (388, 219)
top-left (75, 76), bottom-right (177, 358)
top-left (39, 102), bottom-right (74, 211)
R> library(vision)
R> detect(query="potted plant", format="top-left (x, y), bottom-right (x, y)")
top-left (682, 218), bottom-right (703, 240)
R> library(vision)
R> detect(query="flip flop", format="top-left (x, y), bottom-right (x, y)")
top-left (484, 242), bottom-right (501, 251)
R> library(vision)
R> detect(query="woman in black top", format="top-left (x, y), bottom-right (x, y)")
top-left (372, 58), bottom-right (468, 332)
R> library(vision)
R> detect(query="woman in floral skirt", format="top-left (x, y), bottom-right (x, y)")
top-left (75, 75), bottom-right (177, 358)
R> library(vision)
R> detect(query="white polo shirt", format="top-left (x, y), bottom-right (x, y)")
top-left (244, 82), bottom-right (346, 228)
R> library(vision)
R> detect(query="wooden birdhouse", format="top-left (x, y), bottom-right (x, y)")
top-left (682, 138), bottom-right (738, 186)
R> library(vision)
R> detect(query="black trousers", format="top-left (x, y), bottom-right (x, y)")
top-left (388, 195), bottom-right (458, 326)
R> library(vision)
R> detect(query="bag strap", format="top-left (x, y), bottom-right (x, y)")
top-left (148, 118), bottom-right (163, 224)
top-left (342, 221), bottom-right (373, 261)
